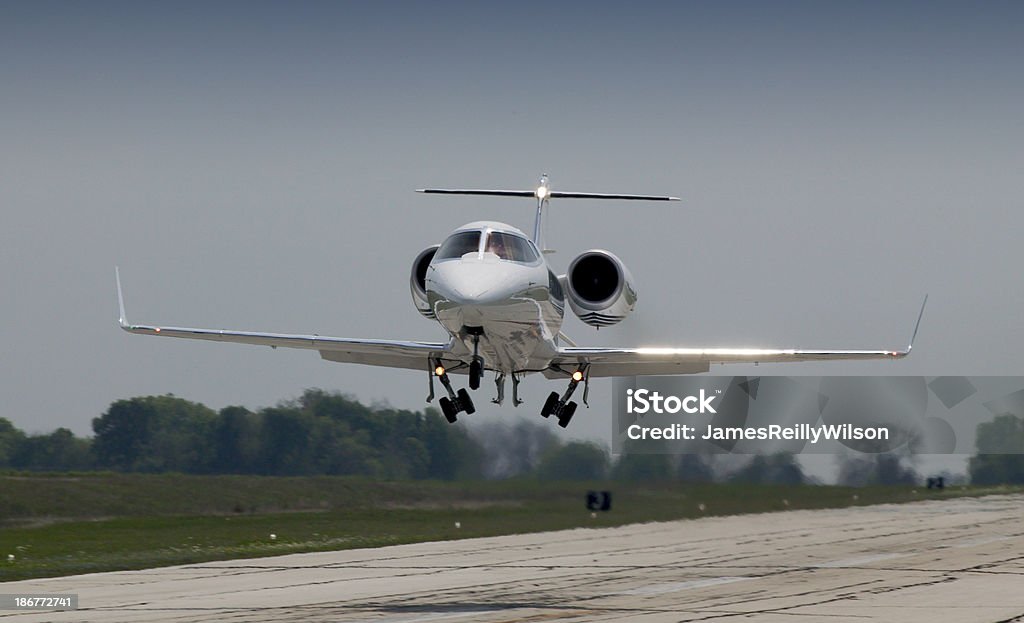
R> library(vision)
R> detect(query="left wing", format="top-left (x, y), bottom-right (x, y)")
top-left (546, 346), bottom-right (908, 378)
top-left (116, 269), bottom-right (458, 371)
top-left (545, 296), bottom-right (928, 379)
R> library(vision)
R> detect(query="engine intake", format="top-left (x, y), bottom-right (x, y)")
top-left (410, 245), bottom-right (440, 318)
top-left (565, 250), bottom-right (636, 327)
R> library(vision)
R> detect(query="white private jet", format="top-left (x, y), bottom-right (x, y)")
top-left (117, 175), bottom-right (926, 428)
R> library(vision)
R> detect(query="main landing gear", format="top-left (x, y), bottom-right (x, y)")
top-left (541, 365), bottom-right (589, 429)
top-left (427, 358), bottom-right (475, 423)
top-left (426, 328), bottom-right (487, 425)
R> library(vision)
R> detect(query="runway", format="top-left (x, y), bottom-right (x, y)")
top-left (3, 494), bottom-right (1023, 622)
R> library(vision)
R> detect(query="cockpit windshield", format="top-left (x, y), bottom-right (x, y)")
top-left (435, 231), bottom-right (481, 260)
top-left (485, 231), bottom-right (539, 263)
top-left (435, 229), bottom-right (540, 263)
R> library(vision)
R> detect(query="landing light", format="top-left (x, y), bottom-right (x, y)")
top-left (572, 370), bottom-right (584, 382)
top-left (434, 365), bottom-right (446, 376)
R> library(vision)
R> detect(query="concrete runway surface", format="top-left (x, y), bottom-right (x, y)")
top-left (2, 494), bottom-right (1023, 622)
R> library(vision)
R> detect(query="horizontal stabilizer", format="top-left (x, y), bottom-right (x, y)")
top-left (417, 189), bottom-right (534, 197)
top-left (417, 189), bottom-right (680, 201)
top-left (550, 192), bottom-right (680, 201)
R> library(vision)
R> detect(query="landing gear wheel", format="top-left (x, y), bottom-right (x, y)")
top-left (541, 392), bottom-right (559, 418)
top-left (457, 388), bottom-right (475, 415)
top-left (469, 358), bottom-right (483, 390)
top-left (557, 401), bottom-right (578, 428)
top-left (439, 397), bottom-right (458, 423)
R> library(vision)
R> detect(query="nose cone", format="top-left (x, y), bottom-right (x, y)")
top-left (427, 256), bottom-right (526, 307)
top-left (446, 280), bottom-right (495, 305)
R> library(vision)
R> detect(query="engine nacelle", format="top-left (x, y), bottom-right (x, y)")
top-left (565, 250), bottom-right (637, 327)
top-left (410, 245), bottom-right (440, 319)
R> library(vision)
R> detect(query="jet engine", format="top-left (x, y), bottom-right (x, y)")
top-left (565, 250), bottom-right (637, 327)
top-left (410, 245), bottom-right (440, 319)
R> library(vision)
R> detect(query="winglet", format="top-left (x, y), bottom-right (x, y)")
top-left (116, 266), bottom-right (128, 329)
top-left (908, 294), bottom-right (928, 352)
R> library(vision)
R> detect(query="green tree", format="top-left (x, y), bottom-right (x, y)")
top-left (92, 395), bottom-right (216, 472)
top-left (969, 413), bottom-right (1024, 484)
top-left (611, 450), bottom-right (673, 482)
top-left (836, 452), bottom-right (918, 486)
top-left (29, 388), bottom-right (489, 479)
top-left (257, 407), bottom-right (316, 475)
top-left (11, 428), bottom-right (93, 471)
top-left (0, 418), bottom-right (26, 468)
top-left (416, 409), bottom-right (482, 480)
top-left (730, 453), bottom-right (804, 485)
top-left (535, 441), bottom-right (609, 480)
top-left (211, 406), bottom-right (261, 473)
top-left (471, 420), bottom-right (560, 478)
top-left (675, 454), bottom-right (715, 482)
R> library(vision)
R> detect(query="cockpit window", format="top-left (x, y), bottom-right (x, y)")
top-left (483, 233), bottom-right (540, 262)
top-left (435, 231), bottom-right (481, 260)
top-left (485, 232), bottom-right (539, 263)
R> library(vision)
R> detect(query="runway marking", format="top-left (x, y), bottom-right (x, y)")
top-left (619, 575), bottom-right (753, 595)
top-left (812, 552), bottom-right (909, 568)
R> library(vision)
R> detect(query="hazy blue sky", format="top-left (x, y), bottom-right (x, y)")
top-left (2, 2), bottom-right (1022, 465)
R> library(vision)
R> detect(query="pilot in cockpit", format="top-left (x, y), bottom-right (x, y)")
top-left (486, 233), bottom-right (507, 259)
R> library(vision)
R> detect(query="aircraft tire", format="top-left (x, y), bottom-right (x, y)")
top-left (458, 388), bottom-right (476, 415)
top-left (439, 397), bottom-right (458, 423)
top-left (541, 392), bottom-right (559, 418)
top-left (469, 358), bottom-right (483, 390)
top-left (557, 401), bottom-right (578, 428)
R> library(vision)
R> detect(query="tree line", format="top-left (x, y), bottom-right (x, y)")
top-left (2, 389), bottom-right (1022, 483)
top-left (0, 390), bottom-right (722, 481)
top-left (1, 391), bottom-right (481, 479)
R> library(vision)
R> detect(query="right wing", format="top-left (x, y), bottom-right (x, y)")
top-left (116, 269), bottom-right (459, 372)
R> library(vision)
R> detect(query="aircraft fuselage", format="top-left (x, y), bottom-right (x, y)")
top-left (426, 220), bottom-right (564, 375)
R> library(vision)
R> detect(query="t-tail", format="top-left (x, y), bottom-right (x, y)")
top-left (417, 175), bottom-right (680, 251)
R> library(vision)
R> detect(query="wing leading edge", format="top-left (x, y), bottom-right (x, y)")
top-left (117, 268), bottom-right (926, 379)
top-left (546, 296), bottom-right (928, 379)
top-left (547, 345), bottom-right (908, 378)
top-left (115, 268), bottom-right (456, 371)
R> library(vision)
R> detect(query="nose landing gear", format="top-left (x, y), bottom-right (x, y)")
top-left (468, 329), bottom-right (484, 390)
top-left (541, 365), bottom-right (589, 428)
top-left (469, 357), bottom-right (483, 390)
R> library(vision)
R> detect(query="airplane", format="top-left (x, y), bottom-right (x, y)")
top-left (116, 175), bottom-right (927, 428)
